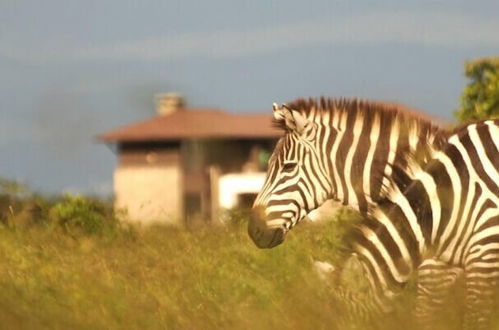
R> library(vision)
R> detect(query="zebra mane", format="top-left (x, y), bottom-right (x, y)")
top-left (276, 97), bottom-right (440, 133)
top-left (275, 96), bottom-right (448, 151)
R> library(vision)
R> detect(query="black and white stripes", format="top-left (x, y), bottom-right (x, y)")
top-left (354, 119), bottom-right (499, 328)
top-left (248, 97), bottom-right (499, 329)
top-left (249, 98), bottom-right (443, 247)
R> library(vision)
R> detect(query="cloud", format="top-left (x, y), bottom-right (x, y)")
top-left (2, 9), bottom-right (499, 63)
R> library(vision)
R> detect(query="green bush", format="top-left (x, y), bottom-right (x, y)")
top-left (0, 179), bottom-right (128, 237)
top-left (49, 194), bottom-right (118, 235)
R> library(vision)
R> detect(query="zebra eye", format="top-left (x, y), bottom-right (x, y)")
top-left (282, 162), bottom-right (297, 172)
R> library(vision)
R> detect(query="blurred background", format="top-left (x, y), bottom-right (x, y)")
top-left (1, 0), bottom-right (498, 196)
top-left (1, 2), bottom-right (499, 329)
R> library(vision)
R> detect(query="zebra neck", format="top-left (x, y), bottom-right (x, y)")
top-left (325, 110), bottom-right (441, 215)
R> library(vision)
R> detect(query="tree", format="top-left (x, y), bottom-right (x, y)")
top-left (455, 57), bottom-right (499, 122)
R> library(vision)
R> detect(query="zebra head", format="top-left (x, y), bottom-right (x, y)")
top-left (248, 103), bottom-right (332, 248)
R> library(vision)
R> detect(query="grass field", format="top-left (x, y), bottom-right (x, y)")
top-left (0, 206), bottom-right (497, 330)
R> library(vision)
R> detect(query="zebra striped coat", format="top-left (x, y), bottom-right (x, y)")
top-left (248, 98), bottom-right (498, 329)
top-left (250, 97), bottom-right (444, 247)
top-left (355, 119), bottom-right (499, 329)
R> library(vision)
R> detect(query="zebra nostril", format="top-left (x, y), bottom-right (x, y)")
top-left (251, 227), bottom-right (262, 240)
top-left (248, 209), bottom-right (286, 248)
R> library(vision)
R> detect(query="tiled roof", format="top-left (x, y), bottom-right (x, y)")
top-left (98, 108), bottom-right (281, 142)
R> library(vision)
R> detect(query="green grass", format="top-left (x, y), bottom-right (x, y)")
top-left (0, 211), bottom-right (497, 330)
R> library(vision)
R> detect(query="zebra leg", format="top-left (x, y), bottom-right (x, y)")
top-left (415, 258), bottom-right (462, 329)
top-left (335, 253), bottom-right (395, 321)
top-left (463, 252), bottom-right (499, 330)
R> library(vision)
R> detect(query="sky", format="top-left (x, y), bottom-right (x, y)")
top-left (0, 1), bottom-right (498, 195)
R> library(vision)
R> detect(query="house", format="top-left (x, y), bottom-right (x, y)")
top-left (98, 94), bottom-right (281, 224)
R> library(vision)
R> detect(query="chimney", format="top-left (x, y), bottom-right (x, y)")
top-left (155, 93), bottom-right (185, 116)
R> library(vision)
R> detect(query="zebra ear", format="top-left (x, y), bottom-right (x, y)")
top-left (290, 109), bottom-right (308, 134)
top-left (273, 103), bottom-right (309, 134)
top-left (273, 103), bottom-right (285, 121)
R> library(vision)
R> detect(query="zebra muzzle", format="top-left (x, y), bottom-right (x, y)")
top-left (248, 207), bottom-right (286, 248)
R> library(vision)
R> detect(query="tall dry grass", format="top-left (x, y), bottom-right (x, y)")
top-left (0, 200), bottom-right (497, 329)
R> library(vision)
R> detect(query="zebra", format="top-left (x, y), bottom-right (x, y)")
top-left (248, 98), bottom-right (499, 327)
top-left (249, 97), bottom-right (444, 248)
top-left (353, 119), bottom-right (499, 329)
top-left (248, 97), bottom-right (444, 313)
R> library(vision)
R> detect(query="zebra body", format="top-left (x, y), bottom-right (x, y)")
top-left (356, 119), bottom-right (499, 328)
top-left (248, 98), bottom-right (499, 328)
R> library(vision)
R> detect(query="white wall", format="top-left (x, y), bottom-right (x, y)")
top-left (218, 172), bottom-right (266, 209)
top-left (114, 165), bottom-right (182, 224)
